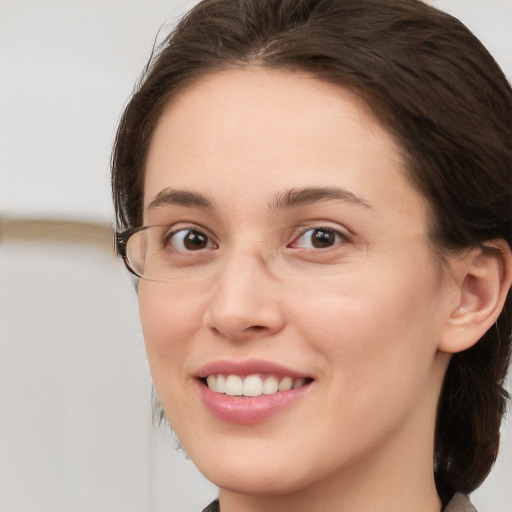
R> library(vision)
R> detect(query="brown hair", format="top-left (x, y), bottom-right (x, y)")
top-left (112, 0), bottom-right (512, 500)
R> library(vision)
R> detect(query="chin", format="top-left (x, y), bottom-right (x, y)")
top-left (201, 462), bottom-right (307, 497)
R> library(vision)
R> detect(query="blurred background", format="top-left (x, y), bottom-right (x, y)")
top-left (0, 1), bottom-right (510, 511)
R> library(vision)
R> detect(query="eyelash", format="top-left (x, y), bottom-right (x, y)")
top-left (162, 225), bottom-right (351, 252)
top-left (288, 226), bottom-right (351, 250)
top-left (163, 227), bottom-right (218, 252)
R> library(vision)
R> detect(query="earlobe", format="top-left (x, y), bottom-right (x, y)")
top-left (439, 240), bottom-right (512, 354)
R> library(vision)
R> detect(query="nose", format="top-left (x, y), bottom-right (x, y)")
top-left (203, 249), bottom-right (285, 340)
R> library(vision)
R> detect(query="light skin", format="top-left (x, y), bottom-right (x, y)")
top-left (138, 68), bottom-right (511, 512)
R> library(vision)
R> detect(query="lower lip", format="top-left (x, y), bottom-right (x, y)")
top-left (197, 380), bottom-right (311, 425)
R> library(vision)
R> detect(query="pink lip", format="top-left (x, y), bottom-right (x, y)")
top-left (194, 359), bottom-right (313, 425)
top-left (195, 359), bottom-right (309, 379)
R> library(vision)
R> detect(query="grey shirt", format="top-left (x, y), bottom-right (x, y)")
top-left (446, 493), bottom-right (478, 512)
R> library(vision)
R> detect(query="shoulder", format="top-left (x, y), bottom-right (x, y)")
top-left (445, 493), bottom-right (478, 512)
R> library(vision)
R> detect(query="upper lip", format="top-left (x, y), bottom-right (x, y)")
top-left (195, 359), bottom-right (312, 379)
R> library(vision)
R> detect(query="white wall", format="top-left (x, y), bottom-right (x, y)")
top-left (0, 1), bottom-right (511, 511)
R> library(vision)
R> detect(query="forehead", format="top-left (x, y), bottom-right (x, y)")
top-left (143, 67), bottom-right (428, 231)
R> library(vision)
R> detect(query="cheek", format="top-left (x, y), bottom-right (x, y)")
top-left (292, 259), bottom-right (445, 389)
top-left (138, 283), bottom-right (204, 374)
top-left (292, 271), bottom-right (445, 454)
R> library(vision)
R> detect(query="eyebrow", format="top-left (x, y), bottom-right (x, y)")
top-left (270, 186), bottom-right (372, 211)
top-left (146, 186), bottom-right (371, 214)
top-left (147, 188), bottom-right (214, 211)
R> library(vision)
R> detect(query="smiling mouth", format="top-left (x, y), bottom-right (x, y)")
top-left (203, 374), bottom-right (313, 397)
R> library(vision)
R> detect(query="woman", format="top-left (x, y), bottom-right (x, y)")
top-left (112, 1), bottom-right (512, 510)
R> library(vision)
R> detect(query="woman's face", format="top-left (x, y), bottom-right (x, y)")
top-left (139, 68), bottom-right (456, 499)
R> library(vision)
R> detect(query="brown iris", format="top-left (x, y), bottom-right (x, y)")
top-left (183, 230), bottom-right (209, 250)
top-left (311, 229), bottom-right (336, 248)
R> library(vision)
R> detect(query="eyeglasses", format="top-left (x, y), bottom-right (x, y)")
top-left (116, 224), bottom-right (371, 282)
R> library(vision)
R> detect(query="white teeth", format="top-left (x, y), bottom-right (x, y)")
top-left (206, 375), bottom-right (216, 390)
top-left (225, 375), bottom-right (243, 396)
top-left (293, 378), bottom-right (305, 389)
top-left (243, 375), bottom-right (263, 397)
top-left (206, 374), bottom-right (307, 396)
top-left (216, 374), bottom-right (226, 393)
top-left (262, 376), bottom-right (278, 395)
top-left (278, 376), bottom-right (293, 391)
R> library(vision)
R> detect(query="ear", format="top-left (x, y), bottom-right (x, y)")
top-left (438, 240), bottom-right (512, 354)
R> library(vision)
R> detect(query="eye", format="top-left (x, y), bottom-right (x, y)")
top-left (291, 227), bottom-right (348, 249)
top-left (165, 228), bottom-right (216, 251)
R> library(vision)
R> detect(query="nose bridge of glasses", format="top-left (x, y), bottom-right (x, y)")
top-left (224, 234), bottom-right (277, 271)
